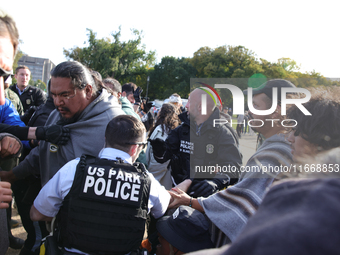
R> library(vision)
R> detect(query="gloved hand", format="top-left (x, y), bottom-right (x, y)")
top-left (21, 106), bottom-right (37, 125)
top-left (148, 138), bottom-right (166, 158)
top-left (143, 102), bottom-right (153, 113)
top-left (133, 87), bottom-right (143, 104)
top-left (189, 179), bottom-right (221, 198)
top-left (145, 111), bottom-right (154, 132)
top-left (35, 125), bottom-right (70, 145)
top-left (29, 139), bottom-right (39, 148)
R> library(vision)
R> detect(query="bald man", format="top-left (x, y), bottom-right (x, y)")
top-left (150, 88), bottom-right (242, 198)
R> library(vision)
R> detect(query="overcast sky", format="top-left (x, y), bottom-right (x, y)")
top-left (4, 0), bottom-right (339, 77)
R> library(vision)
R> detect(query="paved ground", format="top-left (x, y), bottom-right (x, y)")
top-left (239, 133), bottom-right (257, 165)
top-left (5, 132), bottom-right (257, 255)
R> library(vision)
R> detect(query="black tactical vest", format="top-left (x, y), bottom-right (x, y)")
top-left (56, 154), bottom-right (151, 255)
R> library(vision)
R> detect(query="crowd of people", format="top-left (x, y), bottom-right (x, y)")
top-left (1, 8), bottom-right (340, 255)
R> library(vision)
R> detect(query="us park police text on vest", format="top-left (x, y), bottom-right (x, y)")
top-left (83, 165), bottom-right (142, 202)
top-left (201, 85), bottom-right (312, 127)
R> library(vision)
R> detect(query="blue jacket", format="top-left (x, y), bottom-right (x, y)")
top-left (0, 99), bottom-right (30, 149)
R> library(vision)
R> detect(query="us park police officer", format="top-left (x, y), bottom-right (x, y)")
top-left (30, 115), bottom-right (171, 255)
top-left (150, 88), bottom-right (242, 198)
top-left (10, 66), bottom-right (47, 118)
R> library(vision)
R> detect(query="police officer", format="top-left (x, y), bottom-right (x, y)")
top-left (10, 65), bottom-right (46, 123)
top-left (30, 115), bottom-right (171, 255)
top-left (150, 88), bottom-right (242, 198)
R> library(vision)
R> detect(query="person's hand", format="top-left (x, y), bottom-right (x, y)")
top-left (168, 187), bottom-right (191, 209)
top-left (144, 111), bottom-right (155, 132)
top-left (35, 125), bottom-right (70, 145)
top-left (174, 179), bottom-right (192, 193)
top-left (0, 170), bottom-right (17, 184)
top-left (189, 179), bottom-right (220, 198)
top-left (148, 138), bottom-right (166, 157)
top-left (0, 136), bottom-right (21, 158)
top-left (143, 102), bottom-right (153, 113)
top-left (20, 106), bottom-right (37, 125)
top-left (29, 139), bottom-right (39, 148)
top-left (133, 87), bottom-right (143, 104)
top-left (0, 181), bottom-right (12, 209)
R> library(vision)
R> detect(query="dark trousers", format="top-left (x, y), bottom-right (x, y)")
top-left (243, 124), bottom-right (248, 133)
top-left (12, 178), bottom-right (49, 254)
top-left (236, 124), bottom-right (242, 138)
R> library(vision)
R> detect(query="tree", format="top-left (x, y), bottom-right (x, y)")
top-left (13, 50), bottom-right (23, 72)
top-left (35, 80), bottom-right (46, 91)
top-left (63, 27), bottom-right (155, 84)
top-left (10, 50), bottom-right (24, 85)
top-left (190, 45), bottom-right (264, 79)
top-left (188, 45), bottom-right (340, 110)
top-left (147, 56), bottom-right (197, 99)
top-left (277, 58), bottom-right (300, 72)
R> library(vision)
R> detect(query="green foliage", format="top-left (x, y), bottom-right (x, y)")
top-left (10, 50), bottom-right (24, 85)
top-left (27, 79), bottom-right (46, 91)
top-left (62, 28), bottom-right (340, 101)
top-left (63, 27), bottom-right (155, 85)
top-left (13, 50), bottom-right (23, 72)
top-left (34, 80), bottom-right (46, 91)
top-left (147, 56), bottom-right (197, 99)
top-left (190, 45), bottom-right (263, 79)
top-left (277, 58), bottom-right (300, 72)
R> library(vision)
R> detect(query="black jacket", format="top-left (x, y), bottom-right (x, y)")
top-left (156, 109), bottom-right (242, 187)
top-left (9, 84), bottom-right (47, 113)
top-left (27, 97), bottom-right (55, 127)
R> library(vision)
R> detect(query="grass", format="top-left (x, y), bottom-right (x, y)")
top-left (231, 115), bottom-right (238, 130)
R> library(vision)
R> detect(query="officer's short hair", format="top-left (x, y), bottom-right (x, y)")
top-left (122, 82), bottom-right (137, 96)
top-left (15, 65), bottom-right (30, 74)
top-left (105, 115), bottom-right (145, 153)
top-left (50, 61), bottom-right (97, 96)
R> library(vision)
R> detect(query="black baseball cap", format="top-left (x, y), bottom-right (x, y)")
top-left (156, 206), bottom-right (214, 253)
top-left (243, 79), bottom-right (297, 104)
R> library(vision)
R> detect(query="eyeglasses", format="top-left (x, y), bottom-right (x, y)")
top-left (0, 67), bottom-right (12, 82)
top-left (125, 142), bottom-right (147, 149)
top-left (51, 89), bottom-right (77, 100)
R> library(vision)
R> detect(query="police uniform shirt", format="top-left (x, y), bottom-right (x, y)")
top-left (33, 148), bottom-right (171, 221)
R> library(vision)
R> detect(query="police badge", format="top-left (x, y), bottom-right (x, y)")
top-left (26, 99), bottom-right (31, 105)
top-left (206, 144), bottom-right (214, 154)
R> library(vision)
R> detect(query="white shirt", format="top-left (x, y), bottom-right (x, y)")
top-left (34, 148), bottom-right (171, 220)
